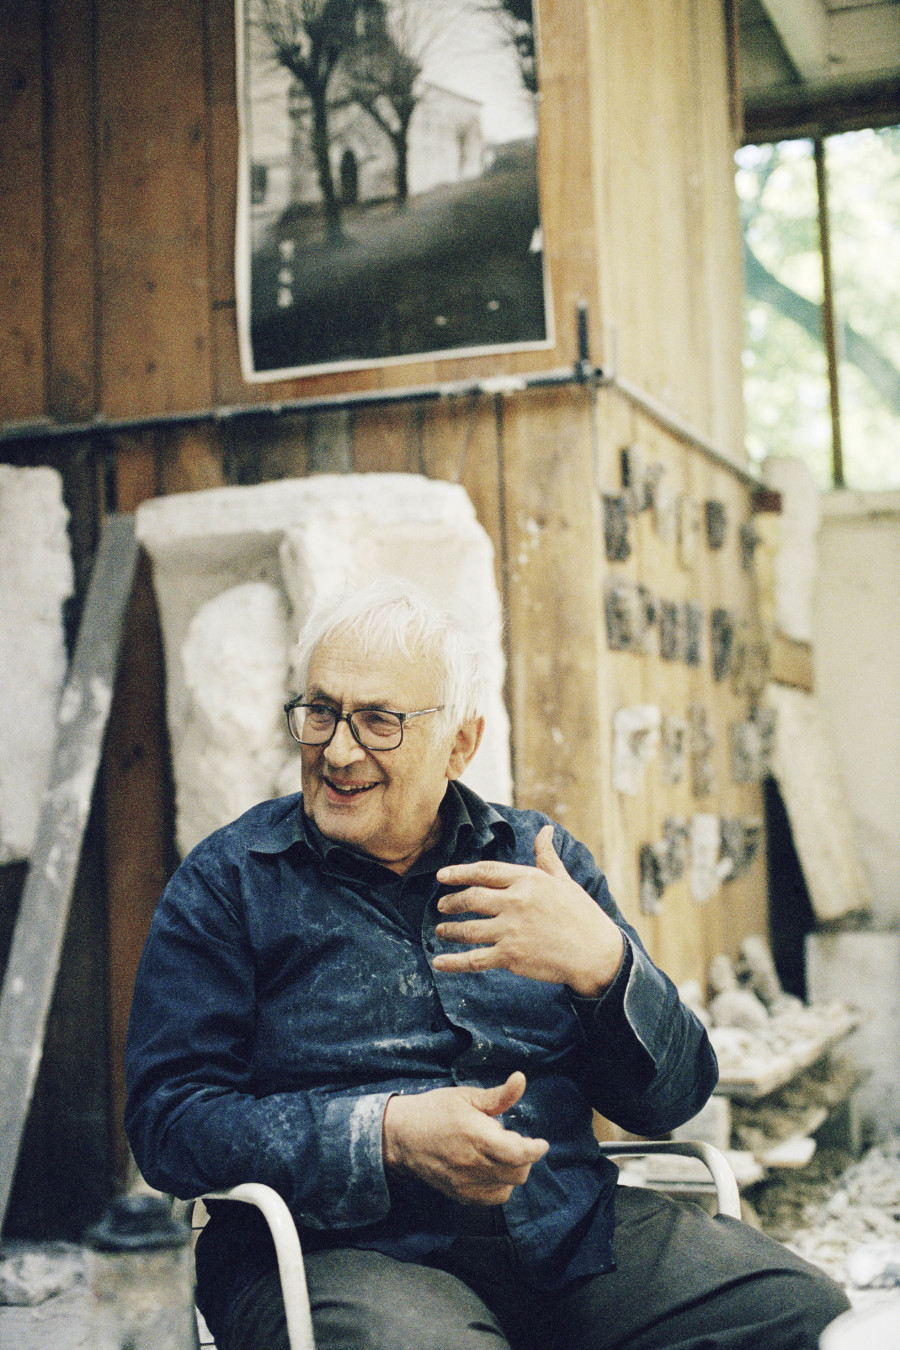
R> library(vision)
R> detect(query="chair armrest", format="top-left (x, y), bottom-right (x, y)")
top-left (595, 1140), bottom-right (742, 1219)
top-left (202, 1184), bottom-right (316, 1350)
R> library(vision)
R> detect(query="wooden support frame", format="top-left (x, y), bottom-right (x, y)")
top-left (0, 515), bottom-right (138, 1231)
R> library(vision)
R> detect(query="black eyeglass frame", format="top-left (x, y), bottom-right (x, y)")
top-left (283, 698), bottom-right (445, 751)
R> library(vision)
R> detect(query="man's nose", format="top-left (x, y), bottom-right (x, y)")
top-left (323, 717), bottom-right (366, 767)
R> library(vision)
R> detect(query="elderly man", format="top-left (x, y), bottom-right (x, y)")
top-left (125, 583), bottom-right (847, 1350)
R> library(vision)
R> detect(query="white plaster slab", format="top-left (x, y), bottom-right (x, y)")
top-left (0, 466), bottom-right (74, 862)
top-left (690, 813), bottom-right (731, 904)
top-left (611, 705), bottom-right (661, 796)
top-left (136, 476), bottom-right (512, 855)
top-left (767, 683), bottom-right (869, 921)
top-left (761, 456), bottom-right (821, 642)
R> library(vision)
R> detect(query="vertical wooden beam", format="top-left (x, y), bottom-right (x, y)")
top-left (103, 546), bottom-right (173, 1182)
top-left (0, 0), bottom-right (45, 421)
top-left (351, 406), bottom-right (420, 474)
top-left (44, 0), bottom-right (98, 422)
top-left (94, 0), bottom-right (219, 1178)
top-left (501, 386), bottom-right (606, 857)
top-left (814, 138), bottom-right (845, 489)
top-left (419, 397), bottom-right (506, 603)
top-left (534, 0), bottom-right (601, 369)
top-left (95, 0), bottom-right (213, 419)
top-left (203, 0), bottom-right (243, 406)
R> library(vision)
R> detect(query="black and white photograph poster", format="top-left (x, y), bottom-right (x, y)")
top-left (236, 0), bottom-right (551, 381)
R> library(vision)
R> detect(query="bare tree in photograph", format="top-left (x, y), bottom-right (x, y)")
top-left (478, 0), bottom-right (537, 94)
top-left (343, 0), bottom-right (450, 206)
top-left (252, 0), bottom-right (361, 238)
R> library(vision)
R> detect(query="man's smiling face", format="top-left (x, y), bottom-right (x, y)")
top-left (299, 632), bottom-right (479, 874)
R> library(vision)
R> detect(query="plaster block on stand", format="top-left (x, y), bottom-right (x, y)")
top-left (0, 466), bottom-right (74, 863)
top-left (136, 476), bottom-right (512, 856)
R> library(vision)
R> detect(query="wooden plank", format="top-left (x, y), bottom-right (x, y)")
top-left (419, 396), bottom-right (506, 602)
top-left (95, 0), bottom-right (213, 418)
top-left (500, 386), bottom-right (606, 856)
top-left (160, 426), bottom-right (226, 495)
top-left (351, 405), bottom-right (420, 475)
top-left (592, 386), bottom-right (768, 981)
top-left (0, 0), bottom-right (45, 422)
top-left (104, 547), bottom-right (174, 1182)
top-left (535, 0), bottom-right (601, 369)
top-left (588, 0), bottom-right (744, 454)
top-left (44, 0), bottom-right (98, 422)
top-left (0, 516), bottom-right (138, 1230)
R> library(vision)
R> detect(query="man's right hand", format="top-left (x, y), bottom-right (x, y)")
top-left (381, 1070), bottom-right (549, 1206)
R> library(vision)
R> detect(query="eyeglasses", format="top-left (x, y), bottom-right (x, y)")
top-left (284, 699), bottom-right (444, 751)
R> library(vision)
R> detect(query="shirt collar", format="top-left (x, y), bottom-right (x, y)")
top-left (246, 781), bottom-right (514, 867)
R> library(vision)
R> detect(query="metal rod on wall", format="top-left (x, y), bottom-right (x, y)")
top-left (1, 306), bottom-right (760, 490)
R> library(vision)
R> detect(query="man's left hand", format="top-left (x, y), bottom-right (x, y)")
top-left (433, 825), bottom-right (625, 998)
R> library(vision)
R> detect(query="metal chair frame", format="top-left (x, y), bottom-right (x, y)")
top-left (200, 1140), bottom-right (740, 1350)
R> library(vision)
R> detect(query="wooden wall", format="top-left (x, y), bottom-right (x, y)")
top-left (1, 0), bottom-right (763, 1228)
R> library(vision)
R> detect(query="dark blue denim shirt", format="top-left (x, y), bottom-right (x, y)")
top-left (125, 783), bottom-right (717, 1297)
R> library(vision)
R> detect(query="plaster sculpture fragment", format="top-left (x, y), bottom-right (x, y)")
top-left (690, 813), bottom-right (732, 904)
top-left (677, 495), bottom-right (701, 570)
top-left (731, 707), bottom-right (777, 784)
top-left (635, 586), bottom-right (659, 656)
top-left (638, 816), bottom-right (690, 915)
top-left (705, 499), bottom-right (728, 550)
top-left (661, 816), bottom-right (690, 882)
top-left (175, 582), bottom-right (291, 857)
top-left (639, 842), bottom-right (666, 915)
top-left (739, 520), bottom-right (759, 573)
top-left (658, 600), bottom-right (681, 662)
top-left (0, 465), bottom-right (74, 862)
top-left (649, 463), bottom-right (677, 543)
top-left (603, 580), bottom-right (657, 654)
top-left (603, 494), bottom-right (632, 562)
top-left (660, 714), bottom-right (689, 784)
top-left (707, 952), bottom-right (770, 1028)
top-left (689, 703), bottom-right (717, 797)
top-left (612, 704), bottom-right (661, 795)
top-left (736, 935), bottom-right (801, 1015)
top-left (604, 578), bottom-right (637, 650)
top-left (135, 475), bottom-right (512, 854)
top-left (620, 443), bottom-right (652, 514)
top-left (683, 601), bottom-right (704, 666)
top-left (710, 607), bottom-right (736, 683)
top-left (719, 817), bottom-right (763, 880)
top-left (730, 618), bottom-right (770, 699)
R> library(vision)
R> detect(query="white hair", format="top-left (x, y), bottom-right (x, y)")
top-left (293, 579), bottom-right (489, 728)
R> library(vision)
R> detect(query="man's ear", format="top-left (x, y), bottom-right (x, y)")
top-left (446, 715), bottom-right (485, 780)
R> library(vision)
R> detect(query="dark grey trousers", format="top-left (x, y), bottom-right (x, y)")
top-left (212, 1187), bottom-right (850, 1350)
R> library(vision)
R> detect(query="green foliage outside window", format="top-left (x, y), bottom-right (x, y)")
top-left (737, 127), bottom-right (900, 491)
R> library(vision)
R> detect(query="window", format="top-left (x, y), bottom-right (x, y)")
top-left (737, 127), bottom-right (900, 491)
